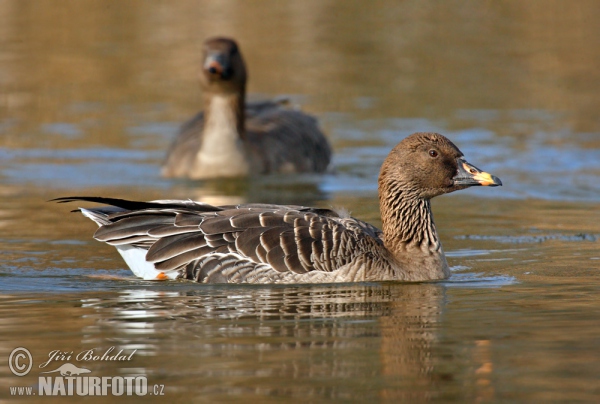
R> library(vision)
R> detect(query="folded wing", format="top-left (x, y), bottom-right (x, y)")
top-left (55, 197), bottom-right (383, 283)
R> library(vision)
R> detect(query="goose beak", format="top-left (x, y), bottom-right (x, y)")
top-left (204, 53), bottom-right (233, 79)
top-left (453, 158), bottom-right (502, 187)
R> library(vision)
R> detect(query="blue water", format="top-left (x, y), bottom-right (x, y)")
top-left (2, 111), bottom-right (599, 201)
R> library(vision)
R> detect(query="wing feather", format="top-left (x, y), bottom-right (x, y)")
top-left (199, 216), bottom-right (236, 235)
top-left (148, 224), bottom-right (199, 237)
top-left (174, 213), bottom-right (204, 227)
top-left (94, 216), bottom-right (172, 242)
top-left (245, 105), bottom-right (331, 174)
top-left (60, 197), bottom-right (385, 282)
top-left (284, 253), bottom-right (306, 274)
top-left (146, 233), bottom-right (207, 263)
top-left (154, 245), bottom-right (215, 271)
top-left (235, 227), bottom-right (268, 260)
top-left (266, 245), bottom-right (287, 272)
top-left (229, 212), bottom-right (263, 229)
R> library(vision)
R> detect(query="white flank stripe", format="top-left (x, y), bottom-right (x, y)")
top-left (115, 245), bottom-right (178, 281)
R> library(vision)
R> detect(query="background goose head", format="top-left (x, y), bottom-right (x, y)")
top-left (379, 132), bottom-right (502, 201)
top-left (199, 37), bottom-right (247, 95)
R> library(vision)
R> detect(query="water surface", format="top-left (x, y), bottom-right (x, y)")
top-left (1, 1), bottom-right (599, 402)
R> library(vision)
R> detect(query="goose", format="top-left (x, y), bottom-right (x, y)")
top-left (161, 37), bottom-right (332, 179)
top-left (56, 132), bottom-right (501, 283)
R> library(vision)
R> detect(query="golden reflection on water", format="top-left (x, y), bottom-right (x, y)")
top-left (2, 0), bottom-right (600, 150)
top-left (3, 269), bottom-right (599, 401)
top-left (1, 0), bottom-right (600, 401)
top-left (0, 283), bottom-right (453, 400)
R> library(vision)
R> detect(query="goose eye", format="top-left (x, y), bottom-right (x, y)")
top-left (429, 150), bottom-right (438, 158)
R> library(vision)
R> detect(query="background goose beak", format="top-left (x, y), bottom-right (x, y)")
top-left (204, 53), bottom-right (232, 79)
top-left (453, 158), bottom-right (502, 187)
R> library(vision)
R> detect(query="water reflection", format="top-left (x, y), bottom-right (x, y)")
top-left (75, 283), bottom-right (448, 398)
top-left (169, 175), bottom-right (330, 206)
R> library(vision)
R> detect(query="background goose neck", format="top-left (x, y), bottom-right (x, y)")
top-left (202, 90), bottom-right (245, 139)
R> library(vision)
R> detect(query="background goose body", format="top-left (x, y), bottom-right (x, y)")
top-left (162, 37), bottom-right (332, 179)
top-left (58, 133), bottom-right (501, 284)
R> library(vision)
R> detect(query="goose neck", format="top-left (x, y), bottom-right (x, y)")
top-left (203, 90), bottom-right (245, 136)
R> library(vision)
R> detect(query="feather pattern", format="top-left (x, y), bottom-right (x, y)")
top-left (55, 197), bottom-right (390, 283)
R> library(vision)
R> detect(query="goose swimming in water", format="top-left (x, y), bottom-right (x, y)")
top-left (56, 133), bottom-right (501, 283)
top-left (161, 37), bottom-right (332, 179)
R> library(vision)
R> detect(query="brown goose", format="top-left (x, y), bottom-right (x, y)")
top-left (161, 37), bottom-right (332, 179)
top-left (56, 133), bottom-right (501, 283)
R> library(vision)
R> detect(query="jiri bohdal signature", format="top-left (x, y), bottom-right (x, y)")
top-left (39, 347), bottom-right (136, 369)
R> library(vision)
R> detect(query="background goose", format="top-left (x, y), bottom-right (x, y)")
top-left (57, 133), bottom-right (501, 283)
top-left (162, 37), bottom-right (332, 179)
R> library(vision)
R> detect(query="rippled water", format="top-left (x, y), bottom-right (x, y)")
top-left (1, 1), bottom-right (599, 402)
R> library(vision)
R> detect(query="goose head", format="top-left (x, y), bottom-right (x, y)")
top-left (379, 132), bottom-right (502, 201)
top-left (199, 37), bottom-right (247, 94)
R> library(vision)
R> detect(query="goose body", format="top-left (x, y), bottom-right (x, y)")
top-left (58, 133), bottom-right (501, 284)
top-left (162, 37), bottom-right (332, 179)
